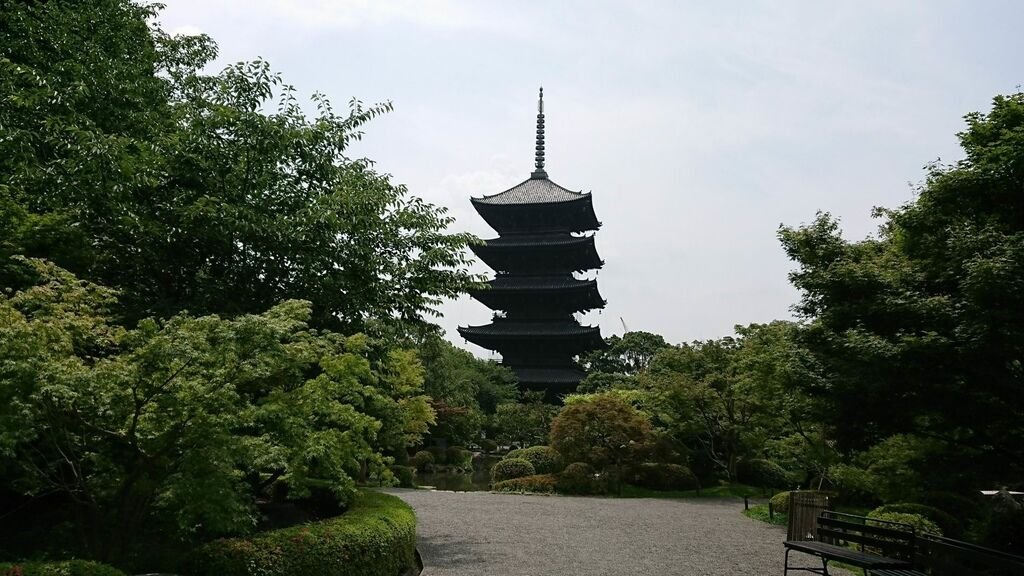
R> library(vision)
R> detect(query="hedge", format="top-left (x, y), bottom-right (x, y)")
top-left (389, 464), bottom-right (415, 488)
top-left (491, 458), bottom-right (535, 482)
top-left (504, 446), bottom-right (564, 474)
top-left (411, 450), bottom-right (434, 472)
top-left (871, 503), bottom-right (960, 537)
top-left (0, 560), bottom-right (126, 576)
top-left (867, 511), bottom-right (942, 536)
top-left (770, 491), bottom-right (791, 515)
top-left (736, 458), bottom-right (791, 488)
top-left (557, 462), bottom-right (606, 495)
top-left (493, 474), bottom-right (558, 494)
top-left (629, 463), bottom-right (698, 491)
top-left (188, 491), bottom-right (416, 576)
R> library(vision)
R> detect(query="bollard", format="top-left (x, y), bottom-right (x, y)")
top-left (744, 496), bottom-right (749, 510)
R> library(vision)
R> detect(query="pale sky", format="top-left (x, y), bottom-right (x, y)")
top-left (158, 1), bottom-right (1023, 356)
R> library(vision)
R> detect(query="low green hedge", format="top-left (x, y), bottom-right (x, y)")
top-left (871, 503), bottom-right (960, 537)
top-left (491, 458), bottom-right (535, 482)
top-left (557, 462), bottom-right (606, 495)
top-left (770, 491), bottom-right (791, 515)
top-left (389, 464), bottom-right (416, 488)
top-left (188, 491), bottom-right (416, 576)
top-left (629, 463), bottom-right (699, 491)
top-left (493, 474), bottom-right (558, 494)
top-left (504, 446), bottom-right (564, 474)
top-left (0, 560), bottom-right (125, 576)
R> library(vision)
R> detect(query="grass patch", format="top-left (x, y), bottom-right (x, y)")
top-left (743, 503), bottom-right (788, 526)
top-left (619, 482), bottom-right (767, 499)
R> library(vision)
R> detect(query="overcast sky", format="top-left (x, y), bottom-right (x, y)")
top-left (159, 1), bottom-right (1022, 356)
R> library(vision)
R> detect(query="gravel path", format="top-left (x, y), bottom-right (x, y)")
top-left (388, 489), bottom-right (843, 576)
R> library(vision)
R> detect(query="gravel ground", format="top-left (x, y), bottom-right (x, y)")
top-left (387, 489), bottom-right (846, 576)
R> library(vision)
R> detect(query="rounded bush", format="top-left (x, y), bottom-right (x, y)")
top-left (446, 446), bottom-right (472, 469)
top-left (630, 463), bottom-right (698, 491)
top-left (479, 439), bottom-right (498, 453)
top-left (410, 450), bottom-right (434, 472)
top-left (504, 446), bottom-right (564, 474)
top-left (389, 464), bottom-right (415, 488)
top-left (188, 491), bottom-right (417, 576)
top-left (867, 510), bottom-right (942, 536)
top-left (557, 462), bottom-right (606, 495)
top-left (493, 474), bottom-right (558, 494)
top-left (491, 458), bottom-right (536, 482)
top-left (737, 458), bottom-right (791, 488)
top-left (871, 503), bottom-right (960, 537)
top-left (0, 560), bottom-right (126, 576)
top-left (426, 446), bottom-right (447, 465)
top-left (770, 491), bottom-right (792, 515)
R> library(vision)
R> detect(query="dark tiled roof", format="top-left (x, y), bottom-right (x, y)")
top-left (511, 367), bottom-right (587, 384)
top-left (480, 233), bottom-right (593, 248)
top-left (459, 321), bottom-right (600, 338)
top-left (487, 276), bottom-right (596, 291)
top-left (473, 177), bottom-right (588, 205)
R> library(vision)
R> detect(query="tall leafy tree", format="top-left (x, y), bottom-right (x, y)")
top-left (1, 0), bottom-right (479, 332)
top-left (778, 92), bottom-right (1024, 489)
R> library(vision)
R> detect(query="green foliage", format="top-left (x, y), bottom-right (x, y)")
top-left (504, 446), bottom-right (564, 475)
top-left (918, 491), bottom-right (982, 524)
top-left (743, 504), bottom-right (789, 526)
top-left (188, 491), bottom-right (416, 576)
top-left (582, 331), bottom-right (670, 375)
top-left (870, 504), bottom-right (960, 538)
top-left (492, 474), bottom-right (558, 494)
top-left (829, 435), bottom-right (939, 504)
top-left (491, 399), bottom-right (557, 448)
top-left (0, 261), bottom-right (432, 561)
top-left (478, 439), bottom-right (498, 453)
top-left (491, 459), bottom-right (535, 483)
top-left (557, 463), bottom-right (606, 496)
top-left (1, 0), bottom-right (479, 332)
top-left (0, 560), bottom-right (126, 576)
top-left (978, 507), bottom-right (1024, 554)
top-left (410, 450), bottom-right (435, 472)
top-left (445, 447), bottom-right (473, 470)
top-left (867, 511), bottom-right (942, 536)
top-left (778, 92), bottom-right (1024, 490)
top-left (736, 459), bottom-right (792, 489)
top-left (628, 463), bottom-right (699, 492)
top-left (770, 491), bottom-right (792, 515)
top-left (388, 465), bottom-right (415, 488)
top-left (640, 321), bottom-right (820, 483)
top-left (550, 394), bottom-right (653, 479)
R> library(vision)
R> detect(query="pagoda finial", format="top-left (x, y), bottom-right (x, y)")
top-left (531, 86), bottom-right (548, 179)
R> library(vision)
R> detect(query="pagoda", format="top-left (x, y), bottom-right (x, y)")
top-left (458, 88), bottom-right (606, 399)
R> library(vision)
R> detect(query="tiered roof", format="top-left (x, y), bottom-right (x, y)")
top-left (457, 88), bottom-right (606, 400)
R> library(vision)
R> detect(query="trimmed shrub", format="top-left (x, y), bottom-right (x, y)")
top-left (505, 446), bottom-right (564, 474)
top-left (919, 491), bottom-right (982, 523)
top-left (388, 465), bottom-right (415, 488)
top-left (629, 463), bottom-right (698, 492)
top-left (479, 439), bottom-right (498, 453)
top-left (867, 511), bottom-right (942, 536)
top-left (491, 458), bottom-right (535, 482)
top-left (446, 446), bottom-right (472, 470)
top-left (188, 491), bottom-right (416, 576)
top-left (426, 446), bottom-right (447, 465)
top-left (979, 507), bottom-right (1024, 554)
top-left (871, 503), bottom-right (960, 537)
top-left (770, 491), bottom-right (792, 515)
top-left (737, 458), bottom-right (791, 488)
top-left (557, 462), bottom-right (606, 495)
top-left (493, 474), bottom-right (558, 494)
top-left (411, 450), bottom-right (434, 472)
top-left (0, 561), bottom-right (125, 576)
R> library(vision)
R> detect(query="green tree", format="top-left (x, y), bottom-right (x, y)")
top-left (582, 331), bottom-right (670, 375)
top-left (0, 259), bottom-right (431, 563)
top-left (549, 394), bottom-right (653, 494)
top-left (778, 92), bottom-right (1024, 489)
top-left (491, 392), bottom-right (558, 448)
top-left (1, 0), bottom-right (479, 332)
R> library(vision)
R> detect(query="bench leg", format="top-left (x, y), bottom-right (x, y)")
top-left (784, 548), bottom-right (791, 576)
top-left (820, 557), bottom-right (829, 576)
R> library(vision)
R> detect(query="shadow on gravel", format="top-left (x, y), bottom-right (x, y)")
top-left (417, 533), bottom-right (507, 571)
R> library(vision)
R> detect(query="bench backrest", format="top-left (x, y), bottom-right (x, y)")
top-left (816, 512), bottom-right (916, 561)
top-left (917, 533), bottom-right (1024, 576)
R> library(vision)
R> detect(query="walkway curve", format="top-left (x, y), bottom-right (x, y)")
top-left (387, 489), bottom-right (842, 576)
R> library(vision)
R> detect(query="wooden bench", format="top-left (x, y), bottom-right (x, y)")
top-left (872, 532), bottom-right (1024, 576)
top-left (784, 511), bottom-right (915, 575)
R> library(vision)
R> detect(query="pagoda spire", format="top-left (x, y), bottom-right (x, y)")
top-left (531, 86), bottom-right (547, 180)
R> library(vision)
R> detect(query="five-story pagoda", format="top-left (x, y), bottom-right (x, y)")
top-left (459, 88), bottom-right (606, 399)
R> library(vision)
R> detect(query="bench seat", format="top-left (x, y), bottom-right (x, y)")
top-left (784, 540), bottom-right (912, 569)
